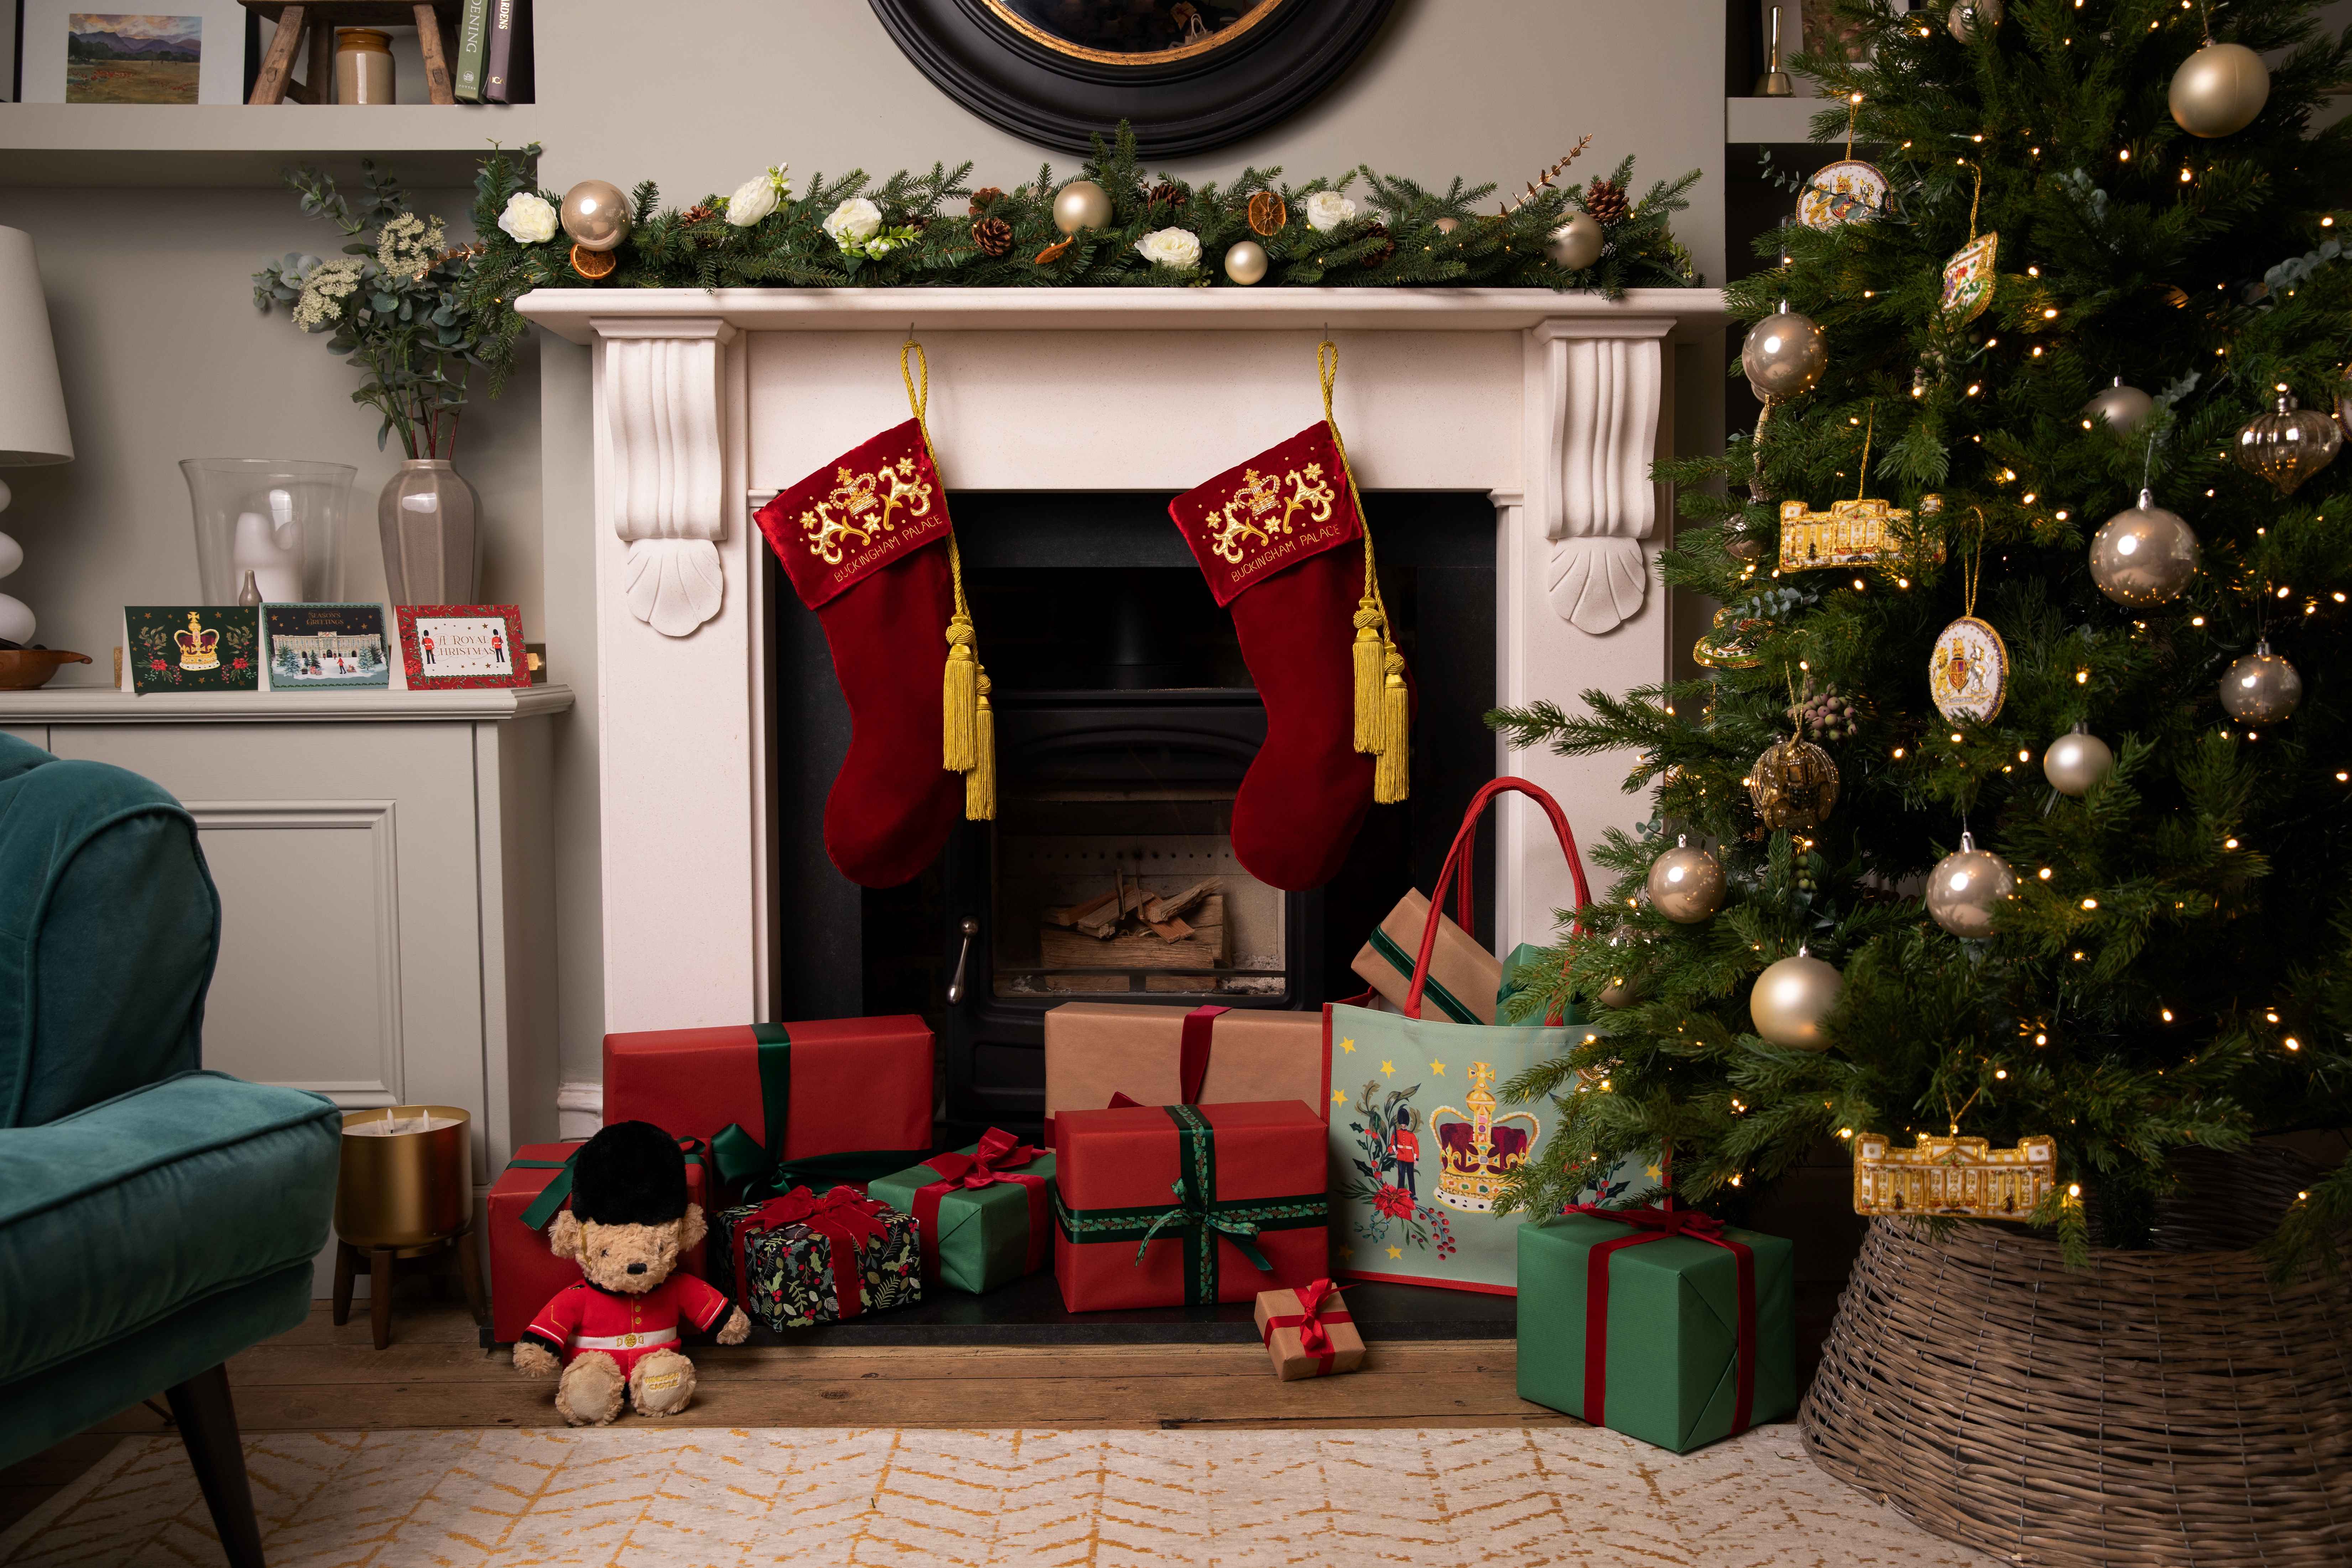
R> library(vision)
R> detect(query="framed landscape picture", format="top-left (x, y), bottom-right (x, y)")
top-left (396, 605), bottom-right (530, 691)
top-left (17, 3), bottom-right (250, 104)
top-left (265, 603), bottom-right (391, 691)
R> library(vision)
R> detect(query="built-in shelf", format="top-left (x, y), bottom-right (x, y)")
top-left (0, 104), bottom-right (534, 187)
top-left (1726, 95), bottom-right (1838, 146)
top-left (0, 683), bottom-right (574, 722)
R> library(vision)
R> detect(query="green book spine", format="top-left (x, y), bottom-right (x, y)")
top-left (453, 0), bottom-right (489, 102)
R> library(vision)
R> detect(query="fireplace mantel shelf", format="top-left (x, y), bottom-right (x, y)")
top-left (514, 285), bottom-right (1728, 344)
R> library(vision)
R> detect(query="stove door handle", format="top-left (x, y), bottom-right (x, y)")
top-left (946, 916), bottom-right (980, 1005)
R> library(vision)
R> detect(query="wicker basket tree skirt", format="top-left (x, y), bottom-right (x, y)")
top-left (1802, 1216), bottom-right (2352, 1568)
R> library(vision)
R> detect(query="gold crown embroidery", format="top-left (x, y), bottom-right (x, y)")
top-left (1203, 462), bottom-right (1335, 565)
top-left (800, 456), bottom-right (933, 565)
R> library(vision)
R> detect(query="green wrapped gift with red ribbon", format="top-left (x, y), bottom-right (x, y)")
top-left (1515, 1203), bottom-right (1796, 1453)
top-left (603, 1019), bottom-right (935, 1204)
top-left (868, 1128), bottom-right (1055, 1296)
top-left (712, 1184), bottom-right (922, 1331)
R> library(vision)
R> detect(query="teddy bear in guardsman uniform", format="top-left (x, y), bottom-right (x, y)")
top-left (511, 1120), bottom-right (751, 1425)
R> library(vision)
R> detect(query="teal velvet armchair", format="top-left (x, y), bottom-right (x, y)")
top-left (0, 732), bottom-right (340, 1567)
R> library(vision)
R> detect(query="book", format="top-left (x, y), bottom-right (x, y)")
top-left (126, 606), bottom-right (260, 694)
top-left (483, 0), bottom-right (531, 104)
top-left (264, 603), bottom-right (390, 690)
top-left (453, 0), bottom-right (489, 102)
top-left (396, 604), bottom-right (530, 690)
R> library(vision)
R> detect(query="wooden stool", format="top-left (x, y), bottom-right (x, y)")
top-left (241, 1), bottom-right (462, 105)
top-left (332, 1224), bottom-right (486, 1349)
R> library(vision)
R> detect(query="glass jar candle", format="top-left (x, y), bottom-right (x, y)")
top-left (334, 28), bottom-right (395, 104)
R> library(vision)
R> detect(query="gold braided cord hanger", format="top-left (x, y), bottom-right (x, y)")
top-left (1961, 506), bottom-right (1987, 620)
top-left (901, 335), bottom-right (994, 820)
top-left (1855, 401), bottom-right (1875, 503)
top-left (1320, 338), bottom-right (1407, 804)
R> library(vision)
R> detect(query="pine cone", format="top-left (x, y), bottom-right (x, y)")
top-left (972, 216), bottom-right (1014, 258)
top-left (1582, 178), bottom-right (1630, 228)
top-left (1361, 222), bottom-right (1395, 266)
top-left (968, 186), bottom-right (1004, 215)
top-left (1247, 190), bottom-right (1287, 236)
top-left (680, 203), bottom-right (718, 226)
top-left (1149, 181), bottom-right (1187, 210)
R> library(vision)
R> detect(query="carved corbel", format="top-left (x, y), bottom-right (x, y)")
top-left (1529, 319), bottom-right (1669, 634)
top-left (598, 319), bottom-right (736, 637)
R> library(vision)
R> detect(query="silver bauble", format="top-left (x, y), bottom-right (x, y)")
top-left (1741, 305), bottom-right (1828, 401)
top-left (1750, 951), bottom-right (1842, 1050)
top-left (2220, 640), bottom-right (2303, 722)
top-left (2082, 377), bottom-right (2154, 435)
top-left (2089, 489), bottom-right (2200, 606)
top-left (2235, 391), bottom-right (2342, 497)
top-left (1222, 239), bottom-right (1269, 286)
top-left (1052, 179), bottom-right (1114, 235)
top-left (1646, 836), bottom-right (1725, 924)
top-left (1926, 831), bottom-right (2016, 939)
top-left (558, 179), bottom-right (633, 252)
top-left (2041, 723), bottom-right (2114, 797)
top-left (1545, 212), bottom-right (1605, 271)
top-left (2169, 39), bottom-right (2270, 138)
top-left (1947, 0), bottom-right (2001, 42)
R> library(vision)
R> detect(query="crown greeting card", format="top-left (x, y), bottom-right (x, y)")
top-left (126, 606), bottom-right (259, 693)
top-left (264, 603), bottom-right (390, 690)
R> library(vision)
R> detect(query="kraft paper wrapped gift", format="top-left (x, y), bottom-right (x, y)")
top-left (487, 1139), bottom-right (709, 1344)
top-left (1255, 1278), bottom-right (1366, 1380)
top-left (1042, 1002), bottom-right (1326, 1136)
top-left (1351, 888), bottom-right (1503, 1025)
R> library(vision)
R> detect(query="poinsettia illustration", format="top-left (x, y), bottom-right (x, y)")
top-left (1373, 1184), bottom-right (1414, 1218)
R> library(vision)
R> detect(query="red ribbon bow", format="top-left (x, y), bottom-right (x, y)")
top-left (1259, 1277), bottom-right (1355, 1376)
top-left (912, 1128), bottom-right (1051, 1286)
top-left (734, 1184), bottom-right (894, 1321)
top-left (1566, 1203), bottom-right (1756, 1438)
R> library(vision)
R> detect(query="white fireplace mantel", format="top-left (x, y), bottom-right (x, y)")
top-left (517, 285), bottom-right (1727, 1032)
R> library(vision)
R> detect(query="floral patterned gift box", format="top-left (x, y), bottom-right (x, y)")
top-left (712, 1186), bottom-right (921, 1331)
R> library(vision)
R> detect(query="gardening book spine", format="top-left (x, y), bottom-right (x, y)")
top-left (453, 0), bottom-right (489, 102)
top-left (484, 0), bottom-right (532, 104)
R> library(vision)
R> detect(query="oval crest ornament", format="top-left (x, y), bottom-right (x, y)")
top-left (1929, 615), bottom-right (2008, 724)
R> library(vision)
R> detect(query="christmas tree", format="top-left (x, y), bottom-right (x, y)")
top-left (1490, 0), bottom-right (2352, 1265)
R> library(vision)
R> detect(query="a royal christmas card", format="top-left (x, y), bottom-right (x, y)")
top-left (126, 606), bottom-right (259, 693)
top-left (396, 605), bottom-right (529, 690)
top-left (264, 603), bottom-right (390, 690)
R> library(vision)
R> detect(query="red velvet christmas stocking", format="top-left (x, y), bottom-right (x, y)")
top-left (755, 417), bottom-right (977, 888)
top-left (1169, 418), bottom-right (1408, 892)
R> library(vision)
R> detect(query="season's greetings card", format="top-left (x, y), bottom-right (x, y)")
top-left (264, 603), bottom-right (390, 690)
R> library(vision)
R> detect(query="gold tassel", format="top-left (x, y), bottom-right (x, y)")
top-left (943, 611), bottom-right (978, 773)
top-left (1374, 642), bottom-right (1410, 804)
top-left (966, 670), bottom-right (997, 821)
top-left (1352, 603), bottom-right (1386, 754)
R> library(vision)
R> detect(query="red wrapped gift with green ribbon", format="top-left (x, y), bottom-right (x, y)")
top-left (602, 1019), bottom-right (935, 1203)
top-left (868, 1128), bottom-right (1055, 1295)
top-left (1052, 1101), bottom-right (1328, 1312)
top-left (714, 1184), bottom-right (922, 1331)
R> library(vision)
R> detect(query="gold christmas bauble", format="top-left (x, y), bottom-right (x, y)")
top-left (1646, 836), bottom-right (1724, 924)
top-left (2082, 378), bottom-right (2154, 435)
top-left (2089, 490), bottom-right (2200, 606)
top-left (2220, 641), bottom-right (2303, 722)
top-left (1926, 831), bottom-right (2016, 939)
top-left (1545, 213), bottom-right (1605, 271)
top-left (1223, 240), bottom-right (1269, 285)
top-left (559, 180), bottom-right (633, 252)
top-left (1741, 306), bottom-right (1828, 401)
top-left (1947, 0), bottom-right (2001, 42)
top-left (2170, 39), bottom-right (2270, 139)
top-left (1052, 179), bottom-right (1114, 235)
top-left (2234, 392), bottom-right (2342, 496)
top-left (1748, 736), bottom-right (1841, 830)
top-left (2041, 725), bottom-right (2114, 797)
top-left (1750, 951), bottom-right (1842, 1049)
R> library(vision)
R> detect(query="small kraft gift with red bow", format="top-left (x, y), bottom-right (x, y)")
top-left (1515, 1201), bottom-right (1796, 1453)
top-left (712, 1185), bottom-right (922, 1331)
top-left (1253, 1277), bottom-right (1365, 1381)
top-left (868, 1129), bottom-right (1055, 1296)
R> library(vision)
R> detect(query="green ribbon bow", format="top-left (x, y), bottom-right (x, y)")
top-left (706, 1023), bottom-right (929, 1202)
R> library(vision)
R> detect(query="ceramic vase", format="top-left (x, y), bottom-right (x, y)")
top-left (378, 459), bottom-right (480, 606)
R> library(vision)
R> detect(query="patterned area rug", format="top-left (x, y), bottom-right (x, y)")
top-left (0, 1425), bottom-right (1992, 1566)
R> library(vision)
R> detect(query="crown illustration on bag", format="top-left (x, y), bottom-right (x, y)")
top-left (1431, 1062), bottom-right (1539, 1213)
top-left (175, 610), bottom-right (222, 672)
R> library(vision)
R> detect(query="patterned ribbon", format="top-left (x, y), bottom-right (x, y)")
top-left (514, 1136), bottom-right (709, 1232)
top-left (1566, 1203), bottom-right (1757, 1436)
top-left (708, 1024), bottom-right (929, 1202)
top-left (911, 1127), bottom-right (1050, 1284)
top-left (731, 1185), bottom-right (895, 1322)
top-left (1051, 1104), bottom-right (1327, 1305)
top-left (1259, 1277), bottom-right (1355, 1376)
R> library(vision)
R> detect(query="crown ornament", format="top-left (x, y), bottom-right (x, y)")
top-left (1431, 1062), bottom-right (1539, 1213)
top-left (174, 610), bottom-right (222, 671)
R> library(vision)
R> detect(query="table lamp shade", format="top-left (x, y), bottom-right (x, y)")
top-left (0, 227), bottom-right (73, 467)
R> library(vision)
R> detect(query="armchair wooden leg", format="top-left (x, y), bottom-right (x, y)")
top-left (455, 1226), bottom-right (489, 1327)
top-left (165, 1363), bottom-right (266, 1568)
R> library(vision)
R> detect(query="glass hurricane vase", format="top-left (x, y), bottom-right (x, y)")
top-left (180, 458), bottom-right (355, 606)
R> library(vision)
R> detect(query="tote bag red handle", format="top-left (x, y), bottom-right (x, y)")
top-left (1403, 777), bottom-right (1592, 1022)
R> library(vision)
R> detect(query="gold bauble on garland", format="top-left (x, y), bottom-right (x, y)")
top-left (1545, 213), bottom-right (1605, 271)
top-left (1223, 240), bottom-right (1270, 285)
top-left (1748, 735), bottom-right (1841, 831)
top-left (558, 180), bottom-right (633, 252)
top-left (1052, 179), bottom-right (1114, 235)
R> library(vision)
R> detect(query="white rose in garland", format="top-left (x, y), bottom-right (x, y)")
top-left (1304, 191), bottom-right (1359, 232)
top-left (1135, 227), bottom-right (1203, 269)
top-left (497, 191), bottom-right (559, 244)
top-left (726, 164), bottom-right (791, 228)
top-left (823, 197), bottom-right (884, 249)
